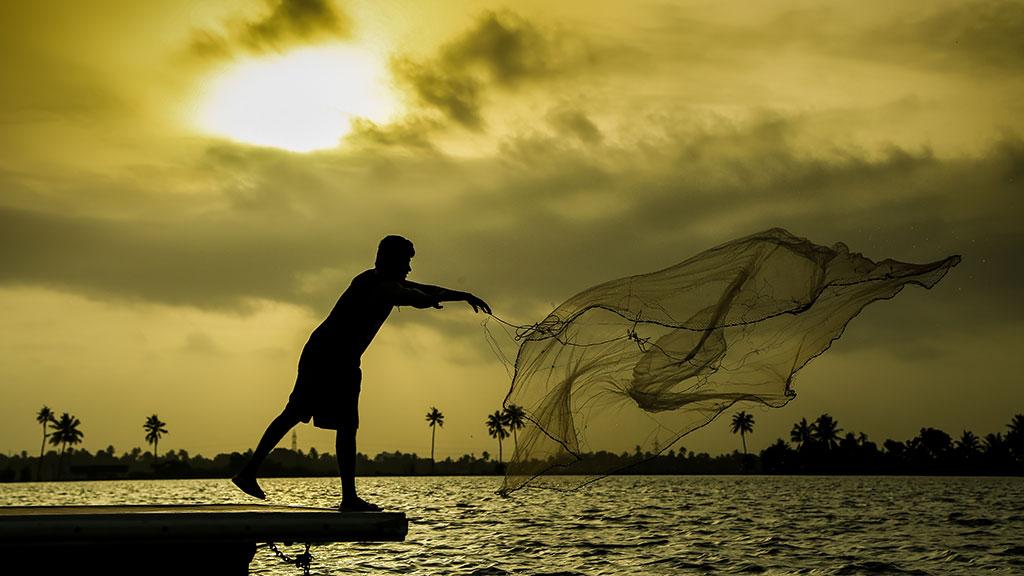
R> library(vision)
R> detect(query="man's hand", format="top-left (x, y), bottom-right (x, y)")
top-left (466, 293), bottom-right (491, 314)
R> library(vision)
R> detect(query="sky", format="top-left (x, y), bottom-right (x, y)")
top-left (1, 0), bottom-right (1021, 461)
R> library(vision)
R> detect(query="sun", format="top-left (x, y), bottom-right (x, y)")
top-left (195, 45), bottom-right (398, 152)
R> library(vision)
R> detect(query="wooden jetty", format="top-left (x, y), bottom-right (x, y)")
top-left (0, 504), bottom-right (408, 574)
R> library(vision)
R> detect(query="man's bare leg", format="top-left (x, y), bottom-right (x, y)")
top-left (232, 409), bottom-right (301, 500)
top-left (337, 427), bottom-right (380, 511)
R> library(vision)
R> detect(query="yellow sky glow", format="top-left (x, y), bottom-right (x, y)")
top-left (194, 45), bottom-right (398, 152)
top-left (1, 0), bottom-right (1020, 460)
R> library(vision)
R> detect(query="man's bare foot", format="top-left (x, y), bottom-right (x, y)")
top-left (231, 473), bottom-right (266, 500)
top-left (339, 497), bottom-right (381, 512)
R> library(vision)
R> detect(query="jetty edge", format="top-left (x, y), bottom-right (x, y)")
top-left (0, 504), bottom-right (408, 575)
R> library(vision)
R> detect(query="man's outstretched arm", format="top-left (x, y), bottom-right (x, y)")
top-left (403, 280), bottom-right (491, 314)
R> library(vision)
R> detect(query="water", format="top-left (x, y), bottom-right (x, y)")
top-left (2, 476), bottom-right (1022, 575)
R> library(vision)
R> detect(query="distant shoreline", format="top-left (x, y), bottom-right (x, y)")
top-left (3, 443), bottom-right (1020, 483)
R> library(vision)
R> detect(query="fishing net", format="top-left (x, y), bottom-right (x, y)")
top-left (489, 228), bottom-right (960, 494)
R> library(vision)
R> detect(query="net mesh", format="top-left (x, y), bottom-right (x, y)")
top-left (490, 228), bottom-right (960, 494)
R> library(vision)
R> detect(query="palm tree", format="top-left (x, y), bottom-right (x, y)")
top-left (790, 417), bottom-right (812, 449)
top-left (486, 410), bottom-right (510, 463)
top-left (48, 413), bottom-right (83, 480)
top-left (914, 427), bottom-right (952, 461)
top-left (983, 433), bottom-right (1007, 455)
top-left (1007, 414), bottom-right (1023, 457)
top-left (502, 404), bottom-right (526, 450)
top-left (982, 432), bottom-right (1011, 471)
top-left (425, 407), bottom-right (444, 464)
top-left (35, 406), bottom-right (56, 480)
top-left (813, 414), bottom-right (842, 450)
top-left (957, 430), bottom-right (980, 450)
top-left (730, 411), bottom-right (755, 456)
top-left (956, 430), bottom-right (981, 462)
top-left (144, 415), bottom-right (168, 462)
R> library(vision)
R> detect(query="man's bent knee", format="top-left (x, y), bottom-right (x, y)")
top-left (277, 405), bottom-right (305, 427)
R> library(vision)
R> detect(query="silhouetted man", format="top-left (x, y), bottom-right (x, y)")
top-left (232, 235), bottom-right (490, 511)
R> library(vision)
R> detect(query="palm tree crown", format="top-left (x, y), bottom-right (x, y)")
top-left (49, 413), bottom-right (84, 448)
top-left (956, 430), bottom-right (980, 456)
top-left (730, 411), bottom-right (755, 455)
top-left (1009, 414), bottom-right (1023, 436)
top-left (36, 406), bottom-right (56, 480)
top-left (425, 407), bottom-right (444, 463)
top-left (1008, 414), bottom-right (1024, 456)
top-left (144, 414), bottom-right (168, 460)
top-left (790, 417), bottom-right (812, 448)
top-left (36, 406), bottom-right (55, 428)
top-left (487, 410), bottom-right (510, 463)
top-left (49, 413), bottom-right (84, 480)
top-left (813, 414), bottom-right (842, 450)
top-left (501, 404), bottom-right (526, 450)
top-left (983, 432), bottom-right (1007, 455)
top-left (425, 407), bottom-right (444, 428)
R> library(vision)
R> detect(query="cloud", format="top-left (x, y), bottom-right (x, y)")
top-left (438, 11), bottom-right (566, 85)
top-left (0, 54), bottom-right (125, 125)
top-left (0, 205), bottom-right (307, 311)
top-left (189, 0), bottom-right (350, 60)
top-left (390, 58), bottom-right (484, 127)
top-left (345, 116), bottom-right (443, 151)
top-left (3, 112), bottom-right (1017, 348)
top-left (392, 11), bottom-right (593, 129)
top-left (439, 116), bottom-right (1021, 343)
top-left (242, 0), bottom-right (349, 52)
top-left (182, 331), bottom-right (223, 356)
top-left (546, 106), bottom-right (603, 144)
top-left (641, 1), bottom-right (1024, 77)
top-left (865, 0), bottom-right (1024, 72)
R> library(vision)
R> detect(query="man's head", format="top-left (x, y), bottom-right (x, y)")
top-left (375, 235), bottom-right (415, 280)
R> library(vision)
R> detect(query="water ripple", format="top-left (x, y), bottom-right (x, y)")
top-left (2, 476), bottom-right (1023, 575)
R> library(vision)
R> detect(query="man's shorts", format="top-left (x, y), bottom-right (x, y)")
top-left (286, 361), bottom-right (361, 431)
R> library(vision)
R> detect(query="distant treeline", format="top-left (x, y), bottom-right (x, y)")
top-left (0, 445), bottom-right (756, 482)
top-left (757, 424), bottom-right (1019, 473)
top-left (758, 414), bottom-right (1023, 476)
top-left (1, 446), bottom-right (530, 482)
top-left (2, 414), bottom-right (1021, 482)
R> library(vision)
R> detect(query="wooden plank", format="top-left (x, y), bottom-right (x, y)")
top-left (0, 504), bottom-right (408, 544)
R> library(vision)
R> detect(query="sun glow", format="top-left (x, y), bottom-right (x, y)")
top-left (195, 46), bottom-right (397, 152)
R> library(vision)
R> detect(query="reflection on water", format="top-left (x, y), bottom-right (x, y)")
top-left (2, 476), bottom-right (1022, 575)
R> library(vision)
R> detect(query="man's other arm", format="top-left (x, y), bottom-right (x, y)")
top-left (403, 280), bottom-right (491, 314)
top-left (375, 280), bottom-right (440, 309)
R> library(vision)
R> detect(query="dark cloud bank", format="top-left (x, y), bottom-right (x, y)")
top-left (646, 0), bottom-right (1024, 74)
top-left (190, 0), bottom-right (350, 59)
top-left (1, 117), bottom-right (1019, 331)
top-left (391, 11), bottom-right (593, 129)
